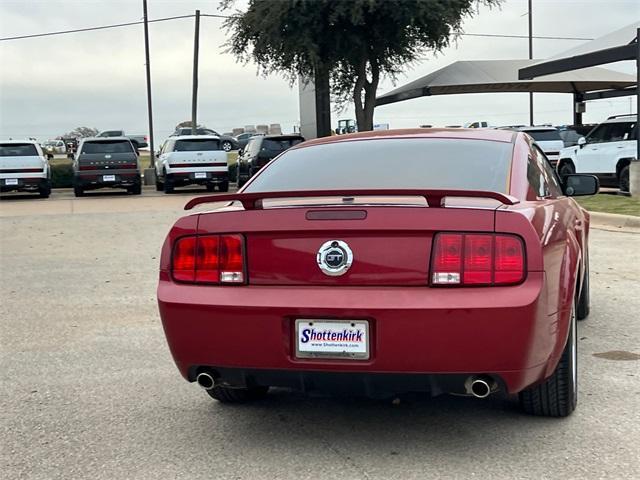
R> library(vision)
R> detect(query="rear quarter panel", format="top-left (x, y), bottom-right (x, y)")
top-left (505, 135), bottom-right (585, 377)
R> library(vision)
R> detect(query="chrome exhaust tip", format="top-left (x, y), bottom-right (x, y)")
top-left (464, 376), bottom-right (495, 399)
top-left (196, 372), bottom-right (215, 390)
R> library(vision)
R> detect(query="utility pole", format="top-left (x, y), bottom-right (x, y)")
top-left (191, 9), bottom-right (200, 135)
top-left (143, 0), bottom-right (155, 167)
top-left (528, 0), bottom-right (534, 126)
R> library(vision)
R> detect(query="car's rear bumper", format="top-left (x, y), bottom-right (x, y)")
top-left (1, 176), bottom-right (48, 192)
top-left (158, 271), bottom-right (558, 395)
top-left (167, 171), bottom-right (228, 186)
top-left (75, 172), bottom-right (141, 190)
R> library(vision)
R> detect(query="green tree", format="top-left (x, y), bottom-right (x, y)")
top-left (223, 0), bottom-right (499, 132)
top-left (64, 126), bottom-right (99, 138)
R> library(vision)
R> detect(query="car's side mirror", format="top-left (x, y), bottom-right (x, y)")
top-left (563, 174), bottom-right (599, 196)
top-left (577, 137), bottom-right (586, 148)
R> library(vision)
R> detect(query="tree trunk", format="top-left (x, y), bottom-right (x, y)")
top-left (353, 59), bottom-right (368, 132)
top-left (353, 58), bottom-right (380, 132)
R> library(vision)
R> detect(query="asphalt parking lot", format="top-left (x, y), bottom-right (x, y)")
top-left (1, 189), bottom-right (639, 480)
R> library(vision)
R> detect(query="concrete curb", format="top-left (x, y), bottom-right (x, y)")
top-left (589, 211), bottom-right (640, 232)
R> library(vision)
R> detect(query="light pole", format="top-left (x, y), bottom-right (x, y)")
top-left (143, 0), bottom-right (155, 168)
top-left (528, 0), bottom-right (534, 126)
top-left (191, 10), bottom-right (200, 135)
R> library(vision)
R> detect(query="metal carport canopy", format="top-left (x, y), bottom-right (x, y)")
top-left (375, 59), bottom-right (636, 106)
top-left (517, 22), bottom-right (638, 163)
top-left (518, 22), bottom-right (639, 81)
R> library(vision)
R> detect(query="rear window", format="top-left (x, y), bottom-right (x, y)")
top-left (0, 143), bottom-right (38, 157)
top-left (81, 140), bottom-right (134, 154)
top-left (245, 138), bottom-right (513, 193)
top-left (524, 130), bottom-right (562, 141)
top-left (174, 139), bottom-right (221, 151)
top-left (262, 138), bottom-right (304, 153)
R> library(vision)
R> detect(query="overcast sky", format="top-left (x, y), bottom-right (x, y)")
top-left (0, 0), bottom-right (638, 142)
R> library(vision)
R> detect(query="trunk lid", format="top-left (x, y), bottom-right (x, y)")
top-left (0, 155), bottom-right (45, 172)
top-left (166, 150), bottom-right (227, 166)
top-left (197, 202), bottom-right (497, 286)
top-left (77, 152), bottom-right (139, 171)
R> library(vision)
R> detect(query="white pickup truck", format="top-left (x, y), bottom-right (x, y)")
top-left (155, 135), bottom-right (229, 194)
top-left (0, 140), bottom-right (51, 198)
top-left (557, 114), bottom-right (637, 192)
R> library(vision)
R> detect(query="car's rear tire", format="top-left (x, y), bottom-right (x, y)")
top-left (577, 255), bottom-right (590, 320)
top-left (206, 184), bottom-right (215, 192)
top-left (163, 174), bottom-right (174, 194)
top-left (519, 301), bottom-right (577, 417)
top-left (221, 140), bottom-right (233, 152)
top-left (619, 165), bottom-right (630, 193)
top-left (128, 183), bottom-right (142, 195)
top-left (155, 178), bottom-right (163, 191)
top-left (39, 182), bottom-right (51, 198)
top-left (558, 161), bottom-right (575, 178)
top-left (74, 185), bottom-right (84, 197)
top-left (219, 181), bottom-right (229, 192)
top-left (206, 385), bottom-right (269, 404)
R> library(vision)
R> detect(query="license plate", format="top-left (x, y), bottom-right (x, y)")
top-left (5, 178), bottom-right (18, 185)
top-left (103, 175), bottom-right (116, 182)
top-left (295, 319), bottom-right (369, 360)
top-left (194, 172), bottom-right (207, 179)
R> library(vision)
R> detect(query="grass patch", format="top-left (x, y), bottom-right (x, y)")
top-left (49, 158), bottom-right (74, 188)
top-left (576, 193), bottom-right (640, 217)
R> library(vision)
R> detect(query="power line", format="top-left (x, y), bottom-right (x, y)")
top-left (461, 33), bottom-right (593, 40)
top-left (0, 14), bottom-right (216, 42)
top-left (0, 14), bottom-right (592, 43)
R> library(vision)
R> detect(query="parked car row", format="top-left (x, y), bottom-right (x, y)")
top-left (4, 114), bottom-right (634, 199)
top-left (503, 114), bottom-right (637, 192)
top-left (2, 131), bottom-right (307, 199)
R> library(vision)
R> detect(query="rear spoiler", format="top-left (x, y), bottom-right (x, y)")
top-left (184, 189), bottom-right (519, 211)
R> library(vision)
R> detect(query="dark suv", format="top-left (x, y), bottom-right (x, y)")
top-left (237, 134), bottom-right (304, 187)
top-left (73, 138), bottom-right (141, 196)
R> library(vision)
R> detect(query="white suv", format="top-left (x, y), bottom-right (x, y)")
top-left (155, 135), bottom-right (229, 193)
top-left (0, 140), bottom-right (51, 198)
top-left (556, 114), bottom-right (637, 192)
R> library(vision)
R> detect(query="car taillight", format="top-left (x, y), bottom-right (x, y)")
top-left (172, 234), bottom-right (244, 284)
top-left (431, 233), bottom-right (525, 286)
top-left (79, 165), bottom-right (94, 170)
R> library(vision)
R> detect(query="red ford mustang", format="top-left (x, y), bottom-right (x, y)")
top-left (157, 129), bottom-right (598, 417)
